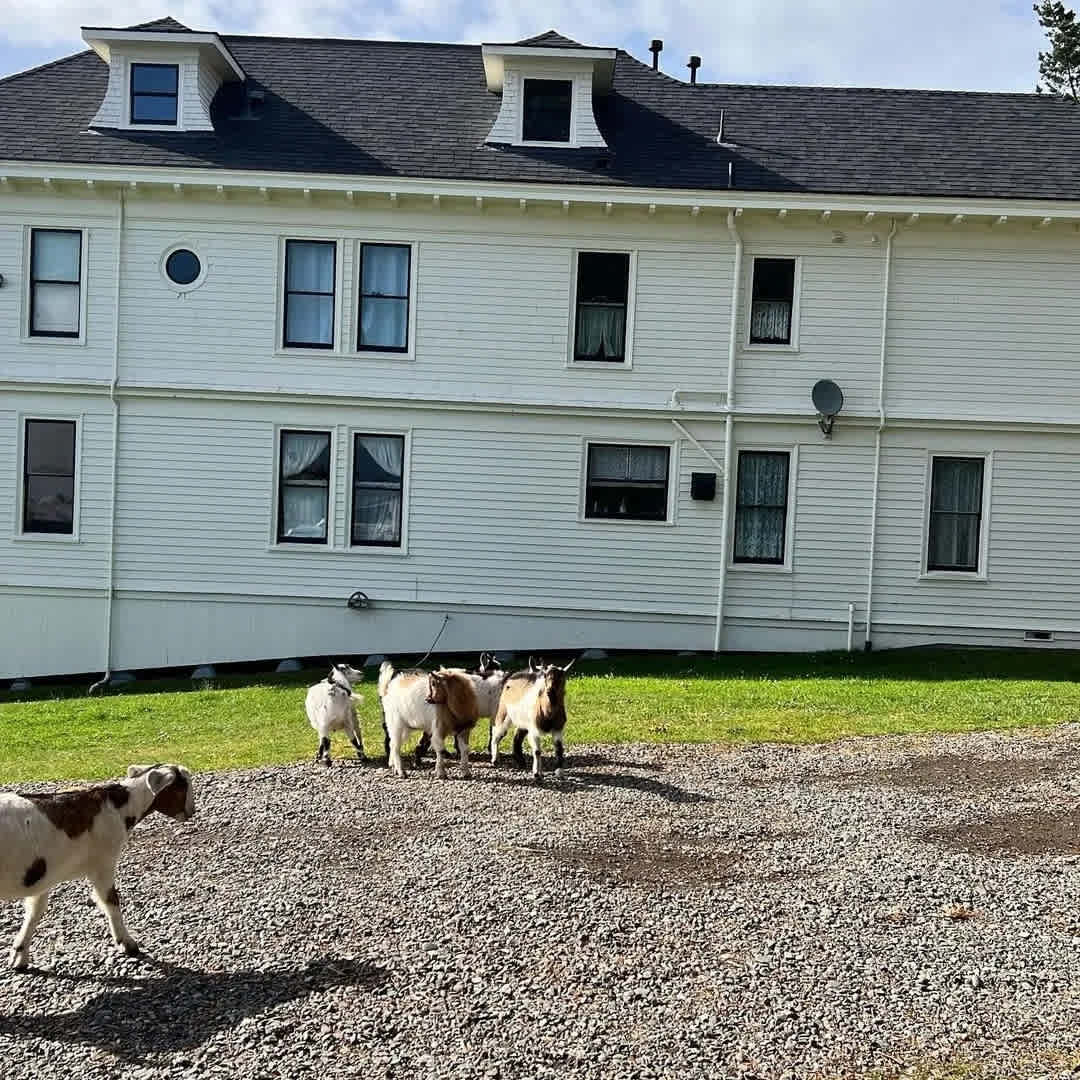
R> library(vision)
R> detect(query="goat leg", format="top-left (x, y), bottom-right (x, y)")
top-left (512, 729), bottom-right (528, 768)
top-left (10, 893), bottom-right (49, 970)
top-left (415, 732), bottom-right (432, 769)
top-left (553, 732), bottom-right (566, 780)
top-left (90, 872), bottom-right (139, 956)
top-left (316, 736), bottom-right (332, 767)
top-left (527, 730), bottom-right (544, 782)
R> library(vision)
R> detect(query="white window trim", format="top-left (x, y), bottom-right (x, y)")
top-left (727, 444), bottom-right (799, 573)
top-left (160, 242), bottom-right (208, 294)
top-left (269, 425), bottom-right (337, 551)
top-left (919, 451), bottom-right (993, 582)
top-left (517, 75), bottom-right (577, 147)
top-left (13, 412), bottom-right (83, 544)
top-left (566, 248), bottom-right (638, 370)
top-left (352, 240), bottom-right (419, 361)
top-left (346, 426), bottom-right (412, 555)
top-left (124, 57), bottom-right (184, 131)
top-left (743, 255), bottom-right (802, 353)
top-left (579, 437), bottom-right (678, 527)
top-left (274, 237), bottom-right (345, 356)
top-left (21, 225), bottom-right (89, 347)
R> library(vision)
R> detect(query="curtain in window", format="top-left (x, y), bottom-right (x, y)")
top-left (928, 458), bottom-right (982, 570)
top-left (285, 242), bottom-right (334, 346)
top-left (280, 432), bottom-right (329, 540)
top-left (353, 435), bottom-right (404, 544)
top-left (360, 246), bottom-right (409, 349)
top-left (31, 231), bottom-right (81, 335)
top-left (734, 452), bottom-right (788, 562)
top-left (750, 301), bottom-right (791, 344)
top-left (576, 305), bottom-right (626, 361)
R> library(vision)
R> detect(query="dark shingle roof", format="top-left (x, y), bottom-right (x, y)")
top-left (3, 27), bottom-right (1080, 201)
top-left (508, 31), bottom-right (592, 49)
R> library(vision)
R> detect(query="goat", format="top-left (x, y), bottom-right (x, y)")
top-left (306, 662), bottom-right (365, 767)
top-left (414, 653), bottom-right (506, 764)
top-left (0, 764), bottom-right (194, 970)
top-left (380, 662), bottom-right (479, 779)
top-left (490, 659), bottom-right (575, 781)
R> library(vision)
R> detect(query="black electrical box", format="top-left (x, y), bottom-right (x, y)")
top-left (691, 472), bottom-right (717, 501)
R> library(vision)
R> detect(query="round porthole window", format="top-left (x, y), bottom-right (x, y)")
top-left (165, 248), bottom-right (202, 286)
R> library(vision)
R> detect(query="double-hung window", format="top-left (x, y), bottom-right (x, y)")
top-left (522, 79), bottom-right (572, 142)
top-left (733, 451), bottom-right (790, 564)
top-left (585, 443), bottom-right (670, 521)
top-left (927, 456), bottom-right (984, 573)
top-left (130, 63), bottom-right (178, 125)
top-left (574, 252), bottom-right (630, 362)
top-left (749, 257), bottom-right (797, 346)
top-left (29, 229), bottom-right (82, 338)
top-left (352, 434), bottom-right (405, 546)
top-left (278, 430), bottom-right (331, 544)
top-left (23, 419), bottom-right (76, 535)
top-left (283, 240), bottom-right (336, 349)
top-left (358, 244), bottom-right (410, 352)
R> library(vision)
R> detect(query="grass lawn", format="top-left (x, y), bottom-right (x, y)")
top-left (2, 648), bottom-right (1080, 784)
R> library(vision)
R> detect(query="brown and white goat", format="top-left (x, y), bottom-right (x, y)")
top-left (490, 660), bottom-right (574, 780)
top-left (380, 662), bottom-right (480, 779)
top-left (414, 653), bottom-right (506, 764)
top-left (0, 764), bottom-right (194, 969)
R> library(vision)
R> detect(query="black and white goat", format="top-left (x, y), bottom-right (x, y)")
top-left (306, 662), bottom-right (365, 766)
top-left (490, 659), bottom-right (574, 780)
top-left (0, 764), bottom-right (194, 970)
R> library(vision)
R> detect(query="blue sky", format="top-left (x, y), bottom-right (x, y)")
top-left (0, 1), bottom-right (1050, 91)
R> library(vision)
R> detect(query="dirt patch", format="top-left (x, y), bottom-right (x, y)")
top-left (920, 806), bottom-right (1080, 857)
top-left (828, 750), bottom-right (1079, 793)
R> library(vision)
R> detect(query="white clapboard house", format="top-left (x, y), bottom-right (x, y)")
top-left (4, 17), bottom-right (1080, 680)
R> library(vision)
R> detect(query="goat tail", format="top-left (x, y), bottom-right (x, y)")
top-left (377, 660), bottom-right (396, 700)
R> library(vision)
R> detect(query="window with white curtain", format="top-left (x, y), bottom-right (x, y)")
top-left (351, 434), bottom-right (405, 546)
top-left (749, 257), bottom-right (796, 346)
top-left (277, 430), bottom-right (331, 543)
top-left (585, 443), bottom-right (669, 521)
top-left (30, 229), bottom-right (82, 338)
top-left (927, 456), bottom-right (984, 572)
top-left (733, 450), bottom-right (790, 564)
top-left (283, 240), bottom-right (335, 349)
top-left (575, 252), bottom-right (630, 362)
top-left (23, 419), bottom-right (76, 534)
top-left (358, 244), bottom-right (410, 352)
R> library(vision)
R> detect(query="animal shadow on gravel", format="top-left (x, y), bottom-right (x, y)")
top-left (562, 770), bottom-right (714, 805)
top-left (0, 956), bottom-right (387, 1061)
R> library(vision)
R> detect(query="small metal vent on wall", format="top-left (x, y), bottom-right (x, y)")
top-left (1024, 630), bottom-right (1054, 642)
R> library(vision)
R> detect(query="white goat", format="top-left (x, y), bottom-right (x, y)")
top-left (379, 662), bottom-right (479, 779)
top-left (0, 764), bottom-right (194, 970)
top-left (490, 660), bottom-right (574, 780)
top-left (306, 662), bottom-right (366, 766)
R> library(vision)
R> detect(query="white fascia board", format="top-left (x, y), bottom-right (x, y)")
top-left (80, 28), bottom-right (246, 80)
top-left (5, 158), bottom-right (1080, 221)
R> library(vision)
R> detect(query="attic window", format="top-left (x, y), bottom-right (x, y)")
top-left (522, 79), bottom-right (572, 142)
top-left (130, 63), bottom-right (178, 125)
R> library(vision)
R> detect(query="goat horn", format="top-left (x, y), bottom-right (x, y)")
top-left (562, 656), bottom-right (579, 672)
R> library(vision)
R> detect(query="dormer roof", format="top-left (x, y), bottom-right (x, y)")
top-left (481, 30), bottom-right (616, 93)
top-left (81, 20), bottom-right (246, 82)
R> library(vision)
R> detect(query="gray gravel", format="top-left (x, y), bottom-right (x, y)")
top-left (3, 726), bottom-right (1080, 1080)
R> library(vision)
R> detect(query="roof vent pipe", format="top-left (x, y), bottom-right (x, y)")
top-left (688, 55), bottom-right (701, 84)
top-left (649, 39), bottom-right (663, 70)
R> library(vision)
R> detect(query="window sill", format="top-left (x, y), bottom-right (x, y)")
top-left (919, 571), bottom-right (988, 582)
top-left (516, 139), bottom-right (577, 148)
top-left (274, 347), bottom-right (341, 358)
top-left (566, 359), bottom-right (632, 371)
top-left (13, 532), bottom-right (80, 544)
top-left (266, 543), bottom-right (409, 557)
top-left (20, 335), bottom-right (87, 348)
top-left (580, 516), bottom-right (674, 528)
top-left (742, 343), bottom-right (800, 354)
top-left (729, 561), bottom-right (792, 574)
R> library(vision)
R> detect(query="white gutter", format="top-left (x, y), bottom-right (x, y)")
top-left (713, 209), bottom-right (743, 653)
top-left (89, 188), bottom-right (124, 694)
top-left (863, 216), bottom-right (897, 651)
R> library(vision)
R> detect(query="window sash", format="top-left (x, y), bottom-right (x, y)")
top-left (522, 79), bottom-right (572, 142)
top-left (927, 457), bottom-right (984, 572)
top-left (358, 244), bottom-right (411, 352)
top-left (130, 63), bottom-right (178, 125)
top-left (277, 430), bottom-right (331, 544)
top-left (749, 258), bottom-right (796, 345)
top-left (575, 253), bottom-right (630, 362)
top-left (283, 240), bottom-right (336, 349)
top-left (23, 419), bottom-right (76, 534)
top-left (733, 451), bottom-right (790, 564)
top-left (30, 229), bottom-right (82, 338)
top-left (585, 443), bottom-right (669, 521)
top-left (351, 433), bottom-right (405, 546)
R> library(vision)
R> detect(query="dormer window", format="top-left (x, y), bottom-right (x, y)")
top-left (130, 63), bottom-right (179, 125)
top-left (522, 78), bottom-right (572, 142)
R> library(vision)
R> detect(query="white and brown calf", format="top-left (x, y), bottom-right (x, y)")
top-left (0, 764), bottom-right (194, 970)
top-left (306, 662), bottom-right (366, 766)
top-left (490, 661), bottom-right (574, 780)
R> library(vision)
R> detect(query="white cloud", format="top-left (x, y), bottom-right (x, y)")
top-left (0, 0), bottom-right (1048, 91)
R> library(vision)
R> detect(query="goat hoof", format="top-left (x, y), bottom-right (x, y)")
top-left (120, 940), bottom-right (141, 957)
top-left (460, 769), bottom-right (472, 781)
top-left (10, 948), bottom-right (28, 970)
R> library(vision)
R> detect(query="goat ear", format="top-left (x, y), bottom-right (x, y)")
top-left (145, 767), bottom-right (174, 796)
top-left (126, 764), bottom-right (151, 779)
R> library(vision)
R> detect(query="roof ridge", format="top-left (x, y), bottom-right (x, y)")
top-left (127, 16), bottom-right (192, 31)
top-left (513, 29), bottom-right (588, 48)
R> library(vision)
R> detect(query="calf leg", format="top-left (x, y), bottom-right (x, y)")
top-left (553, 730), bottom-right (566, 780)
top-left (11, 892), bottom-right (50, 970)
top-left (89, 871), bottom-right (139, 956)
top-left (528, 729), bottom-right (544, 782)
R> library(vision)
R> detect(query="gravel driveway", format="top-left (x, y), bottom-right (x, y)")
top-left (2, 726), bottom-right (1080, 1080)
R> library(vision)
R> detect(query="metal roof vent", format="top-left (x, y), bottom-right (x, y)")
top-left (649, 39), bottom-right (663, 70)
top-left (688, 55), bottom-right (701, 84)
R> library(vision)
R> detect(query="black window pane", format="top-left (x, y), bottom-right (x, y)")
top-left (25, 476), bottom-right (75, 532)
top-left (927, 457), bottom-right (983, 571)
top-left (523, 79), bottom-right (572, 142)
top-left (585, 444), bottom-right (669, 521)
top-left (750, 258), bottom-right (795, 345)
top-left (165, 249), bottom-right (201, 285)
top-left (930, 458), bottom-right (982, 514)
top-left (132, 94), bottom-right (178, 124)
top-left (27, 421), bottom-right (75, 475)
top-left (752, 258), bottom-right (795, 301)
top-left (23, 420), bottom-right (76, 535)
top-left (132, 64), bottom-right (178, 93)
top-left (577, 253), bottom-right (630, 304)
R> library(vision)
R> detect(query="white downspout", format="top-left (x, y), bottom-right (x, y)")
top-left (89, 188), bottom-right (124, 694)
top-left (713, 209), bottom-right (742, 653)
top-left (863, 217), bottom-right (897, 652)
